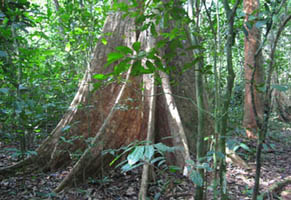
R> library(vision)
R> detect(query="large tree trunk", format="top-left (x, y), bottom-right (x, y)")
top-left (0, 0), bottom-right (200, 193)
top-left (243, 0), bottom-right (264, 138)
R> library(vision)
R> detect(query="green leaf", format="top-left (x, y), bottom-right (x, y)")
top-left (158, 159), bottom-right (166, 167)
top-left (262, 143), bottom-right (268, 151)
top-left (106, 52), bottom-right (124, 65)
top-left (245, 21), bottom-right (253, 30)
top-left (135, 15), bottom-right (146, 25)
top-left (156, 39), bottom-right (167, 48)
top-left (145, 60), bottom-right (155, 73)
top-left (0, 88), bottom-right (9, 94)
top-left (272, 84), bottom-right (289, 92)
top-left (150, 23), bottom-right (157, 36)
top-left (26, 150), bottom-right (38, 156)
top-left (127, 146), bottom-right (145, 166)
top-left (62, 125), bottom-right (71, 132)
top-left (150, 156), bottom-right (165, 164)
top-left (121, 162), bottom-right (143, 172)
top-left (197, 163), bottom-right (212, 172)
top-left (169, 165), bottom-right (182, 173)
top-left (65, 42), bottom-right (71, 52)
top-left (154, 143), bottom-right (175, 152)
top-left (132, 42), bottom-right (141, 52)
top-left (144, 145), bottom-right (154, 160)
top-left (93, 74), bottom-right (106, 80)
top-left (190, 170), bottom-right (203, 186)
top-left (255, 20), bottom-right (267, 28)
top-left (0, 50), bottom-right (8, 57)
top-left (101, 38), bottom-right (107, 45)
top-left (60, 136), bottom-right (73, 144)
top-left (115, 46), bottom-right (133, 55)
top-left (114, 59), bottom-right (131, 75)
top-left (131, 60), bottom-right (143, 76)
top-left (154, 58), bottom-right (163, 70)
top-left (186, 45), bottom-right (203, 51)
top-left (240, 143), bottom-right (251, 152)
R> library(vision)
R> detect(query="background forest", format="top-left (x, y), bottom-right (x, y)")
top-left (0, 0), bottom-right (290, 199)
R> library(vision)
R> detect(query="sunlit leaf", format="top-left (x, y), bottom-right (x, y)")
top-left (132, 42), bottom-right (141, 52)
top-left (0, 88), bottom-right (9, 94)
top-left (0, 50), bottom-right (8, 57)
top-left (240, 143), bottom-right (251, 152)
top-left (101, 38), bottom-right (107, 45)
top-left (115, 46), bottom-right (133, 55)
top-left (93, 74), bottom-right (106, 80)
top-left (107, 52), bottom-right (124, 64)
top-left (127, 146), bottom-right (144, 166)
top-left (62, 125), bottom-right (71, 132)
top-left (144, 145), bottom-right (154, 160)
top-left (65, 43), bottom-right (71, 52)
top-left (255, 20), bottom-right (267, 28)
top-left (169, 165), bottom-right (181, 173)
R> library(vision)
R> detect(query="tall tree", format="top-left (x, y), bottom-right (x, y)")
top-left (0, 0), bottom-right (205, 195)
top-left (243, 0), bottom-right (265, 138)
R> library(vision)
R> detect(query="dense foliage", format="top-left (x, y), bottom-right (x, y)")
top-left (0, 0), bottom-right (290, 199)
top-left (0, 0), bottom-right (108, 153)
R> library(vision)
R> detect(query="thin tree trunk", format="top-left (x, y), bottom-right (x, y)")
top-left (218, 0), bottom-right (241, 199)
top-left (187, 0), bottom-right (206, 198)
top-left (252, 14), bottom-right (291, 200)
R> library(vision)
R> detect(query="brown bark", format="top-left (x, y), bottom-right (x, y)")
top-left (0, 0), bottom-right (201, 193)
top-left (243, 0), bottom-right (264, 138)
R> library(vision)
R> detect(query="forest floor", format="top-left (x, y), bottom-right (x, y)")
top-left (0, 122), bottom-right (291, 200)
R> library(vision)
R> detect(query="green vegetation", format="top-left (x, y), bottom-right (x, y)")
top-left (0, 0), bottom-right (290, 199)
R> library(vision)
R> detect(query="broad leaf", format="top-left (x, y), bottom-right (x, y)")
top-left (272, 84), bottom-right (289, 92)
top-left (255, 20), bottom-right (267, 28)
top-left (115, 46), bottom-right (133, 55)
top-left (0, 88), bottom-right (9, 94)
top-left (93, 74), bottom-right (106, 80)
top-left (65, 42), bottom-right (71, 52)
top-left (145, 60), bottom-right (155, 73)
top-left (154, 143), bottom-right (175, 152)
top-left (169, 165), bottom-right (182, 173)
top-left (107, 52), bottom-right (124, 62)
top-left (240, 143), bottom-right (251, 152)
top-left (127, 146), bottom-right (145, 166)
top-left (190, 170), bottom-right (203, 186)
top-left (101, 38), bottom-right (107, 45)
top-left (144, 145), bottom-right (154, 160)
top-left (132, 42), bottom-right (141, 52)
top-left (121, 162), bottom-right (143, 172)
top-left (150, 156), bottom-right (165, 164)
top-left (0, 50), bottom-right (8, 57)
top-left (114, 59), bottom-right (131, 75)
top-left (62, 125), bottom-right (71, 132)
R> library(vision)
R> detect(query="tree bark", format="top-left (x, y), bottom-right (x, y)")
top-left (0, 0), bottom-right (202, 194)
top-left (243, 0), bottom-right (264, 138)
